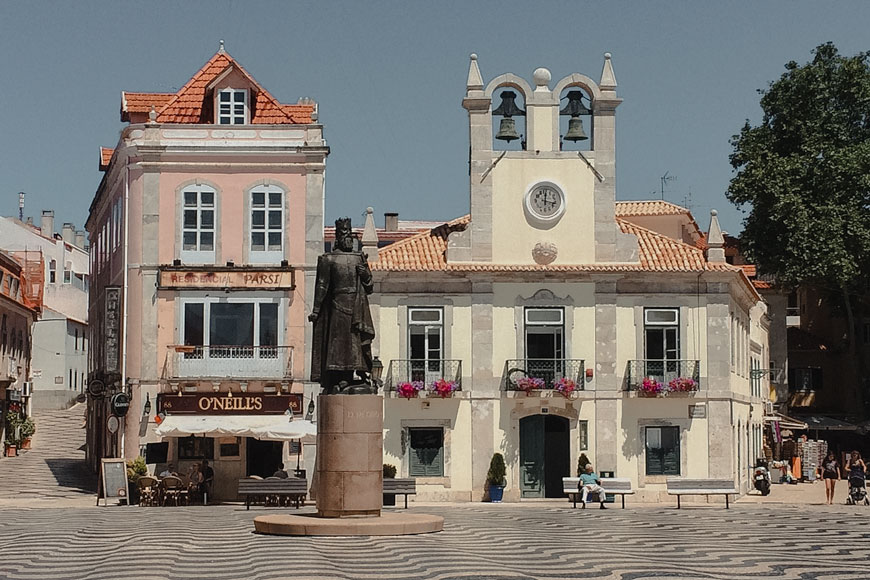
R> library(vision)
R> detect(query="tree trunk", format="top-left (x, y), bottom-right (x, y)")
top-left (840, 285), bottom-right (866, 414)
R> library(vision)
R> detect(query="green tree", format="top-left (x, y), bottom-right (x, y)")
top-left (727, 42), bottom-right (870, 410)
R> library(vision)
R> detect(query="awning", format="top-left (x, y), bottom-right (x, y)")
top-left (763, 413), bottom-right (808, 430)
top-left (155, 415), bottom-right (316, 441)
top-left (799, 415), bottom-right (858, 431)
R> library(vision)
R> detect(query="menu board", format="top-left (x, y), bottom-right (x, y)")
top-left (99, 458), bottom-right (129, 506)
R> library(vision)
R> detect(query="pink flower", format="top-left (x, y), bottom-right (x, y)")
top-left (553, 377), bottom-right (577, 396)
top-left (430, 379), bottom-right (458, 398)
top-left (515, 377), bottom-right (545, 392)
top-left (397, 381), bottom-right (424, 399)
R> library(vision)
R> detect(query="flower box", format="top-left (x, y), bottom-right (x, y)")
top-left (515, 376), bottom-right (545, 394)
top-left (429, 379), bottom-right (459, 398)
top-left (397, 381), bottom-right (425, 399)
top-left (553, 377), bottom-right (577, 397)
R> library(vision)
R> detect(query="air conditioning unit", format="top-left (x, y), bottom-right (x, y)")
top-left (22, 381), bottom-right (32, 397)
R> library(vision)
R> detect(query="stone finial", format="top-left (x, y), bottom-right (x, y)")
top-left (600, 52), bottom-right (617, 91)
top-left (361, 206), bottom-right (379, 259)
top-left (706, 209), bottom-right (726, 263)
top-left (532, 67), bottom-right (551, 90)
top-left (219, 39), bottom-right (226, 53)
top-left (148, 105), bottom-right (157, 124)
top-left (466, 53), bottom-right (484, 93)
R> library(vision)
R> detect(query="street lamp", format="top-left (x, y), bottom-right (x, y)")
top-left (143, 394), bottom-right (151, 416)
top-left (305, 398), bottom-right (315, 422)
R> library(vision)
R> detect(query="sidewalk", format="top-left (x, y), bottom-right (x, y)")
top-left (738, 479), bottom-right (840, 505)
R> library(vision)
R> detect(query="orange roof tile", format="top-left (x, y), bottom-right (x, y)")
top-left (739, 264), bottom-right (757, 278)
top-left (615, 200), bottom-right (690, 217)
top-left (121, 92), bottom-right (174, 121)
top-left (99, 147), bottom-right (114, 170)
top-left (373, 216), bottom-right (741, 275)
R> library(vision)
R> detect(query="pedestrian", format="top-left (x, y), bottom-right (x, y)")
top-left (845, 450), bottom-right (866, 479)
top-left (579, 464), bottom-right (607, 509)
top-left (272, 463), bottom-right (289, 479)
top-left (821, 451), bottom-right (840, 505)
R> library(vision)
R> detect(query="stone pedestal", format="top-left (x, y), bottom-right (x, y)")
top-left (315, 394), bottom-right (383, 518)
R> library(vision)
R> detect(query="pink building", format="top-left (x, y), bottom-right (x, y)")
top-left (86, 46), bottom-right (327, 499)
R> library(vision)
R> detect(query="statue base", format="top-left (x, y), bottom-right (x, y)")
top-left (253, 512), bottom-right (444, 536)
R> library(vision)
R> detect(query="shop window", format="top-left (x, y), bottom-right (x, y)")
top-left (178, 436), bottom-right (214, 460)
top-left (646, 426), bottom-right (680, 476)
top-left (789, 367), bottom-right (822, 392)
top-left (219, 437), bottom-right (240, 458)
top-left (408, 427), bottom-right (444, 477)
top-left (182, 300), bottom-right (279, 351)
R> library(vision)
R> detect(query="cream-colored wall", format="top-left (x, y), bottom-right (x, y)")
top-left (490, 158), bottom-right (595, 264)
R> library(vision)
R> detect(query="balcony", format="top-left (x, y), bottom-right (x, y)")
top-left (164, 345), bottom-right (293, 379)
top-left (625, 359), bottom-right (700, 393)
top-left (502, 359), bottom-right (585, 391)
top-left (385, 359), bottom-right (462, 393)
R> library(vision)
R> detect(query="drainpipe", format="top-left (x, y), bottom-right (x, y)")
top-left (120, 159), bottom-right (130, 458)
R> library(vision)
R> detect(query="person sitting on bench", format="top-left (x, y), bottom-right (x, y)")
top-left (579, 464), bottom-right (607, 509)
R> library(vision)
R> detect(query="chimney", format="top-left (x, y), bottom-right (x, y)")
top-left (75, 230), bottom-right (86, 249)
top-left (384, 212), bottom-right (399, 232)
top-left (40, 210), bottom-right (55, 238)
top-left (61, 223), bottom-right (75, 243)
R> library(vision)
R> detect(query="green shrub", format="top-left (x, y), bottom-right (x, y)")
top-left (126, 456), bottom-right (148, 483)
top-left (4, 411), bottom-right (22, 446)
top-left (383, 464), bottom-right (397, 478)
top-left (577, 453), bottom-right (590, 476)
top-left (486, 453), bottom-right (506, 487)
top-left (19, 417), bottom-right (35, 440)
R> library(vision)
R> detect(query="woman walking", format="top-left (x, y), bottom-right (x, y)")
top-left (821, 451), bottom-right (841, 505)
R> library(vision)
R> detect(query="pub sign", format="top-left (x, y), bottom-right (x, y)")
top-left (157, 393), bottom-right (301, 415)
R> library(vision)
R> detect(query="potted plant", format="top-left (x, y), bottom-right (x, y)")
top-left (430, 379), bottom-right (458, 398)
top-left (514, 376), bottom-right (545, 394)
top-left (382, 463), bottom-right (397, 506)
top-left (553, 377), bottom-right (577, 397)
top-left (486, 452), bottom-right (507, 502)
top-left (668, 377), bottom-right (697, 392)
top-left (18, 417), bottom-right (35, 450)
top-left (4, 411), bottom-right (22, 457)
top-left (126, 456), bottom-right (148, 505)
top-left (397, 381), bottom-right (424, 399)
top-left (639, 377), bottom-right (665, 396)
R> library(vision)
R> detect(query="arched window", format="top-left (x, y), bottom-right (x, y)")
top-left (249, 185), bottom-right (285, 263)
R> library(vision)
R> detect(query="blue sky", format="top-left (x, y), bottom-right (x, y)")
top-left (1, 1), bottom-right (868, 236)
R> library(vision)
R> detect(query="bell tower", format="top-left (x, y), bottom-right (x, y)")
top-left (448, 53), bottom-right (636, 265)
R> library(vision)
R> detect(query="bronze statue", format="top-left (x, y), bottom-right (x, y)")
top-left (309, 218), bottom-right (377, 394)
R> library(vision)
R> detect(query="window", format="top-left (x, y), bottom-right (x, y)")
top-left (49, 260), bottom-right (56, 284)
top-left (183, 300), bottom-right (279, 351)
top-left (524, 307), bottom-right (565, 384)
top-left (181, 186), bottom-right (216, 262)
top-left (408, 308), bottom-right (443, 382)
top-left (218, 89), bottom-right (247, 124)
top-left (578, 420), bottom-right (588, 451)
top-left (63, 262), bottom-right (71, 284)
top-left (178, 436), bottom-right (214, 460)
top-left (644, 308), bottom-right (679, 382)
top-left (789, 367), bottom-right (822, 392)
top-left (250, 185), bottom-right (284, 261)
top-left (646, 426), bottom-right (680, 476)
top-left (408, 427), bottom-right (444, 477)
top-left (219, 437), bottom-right (241, 458)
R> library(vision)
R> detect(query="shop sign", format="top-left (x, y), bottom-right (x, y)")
top-left (158, 269), bottom-right (294, 290)
top-left (157, 393), bottom-right (301, 415)
top-left (104, 286), bottom-right (121, 373)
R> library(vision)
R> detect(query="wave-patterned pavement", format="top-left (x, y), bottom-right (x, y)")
top-left (0, 502), bottom-right (868, 580)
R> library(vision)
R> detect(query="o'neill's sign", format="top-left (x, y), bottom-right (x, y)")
top-left (157, 393), bottom-right (301, 415)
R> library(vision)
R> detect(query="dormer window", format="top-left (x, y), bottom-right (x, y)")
top-left (218, 89), bottom-right (247, 124)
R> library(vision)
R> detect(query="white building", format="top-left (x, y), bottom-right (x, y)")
top-left (368, 54), bottom-right (770, 502)
top-left (0, 211), bottom-right (88, 410)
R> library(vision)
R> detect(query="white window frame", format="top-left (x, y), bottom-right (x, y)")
top-left (249, 185), bottom-right (284, 263)
top-left (181, 186), bottom-right (217, 264)
top-left (179, 296), bottom-right (283, 348)
top-left (217, 89), bottom-right (248, 125)
top-left (408, 307), bottom-right (444, 383)
top-left (63, 262), bottom-right (72, 284)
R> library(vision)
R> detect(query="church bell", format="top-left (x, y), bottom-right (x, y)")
top-left (560, 90), bottom-right (590, 142)
top-left (493, 90), bottom-right (524, 142)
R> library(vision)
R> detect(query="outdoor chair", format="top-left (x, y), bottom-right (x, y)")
top-left (137, 476), bottom-right (159, 507)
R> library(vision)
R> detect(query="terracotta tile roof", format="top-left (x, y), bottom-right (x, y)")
top-left (121, 92), bottom-right (174, 121)
top-left (122, 51), bottom-right (314, 125)
top-left (371, 216), bottom-right (470, 271)
top-left (739, 264), bottom-right (757, 278)
top-left (99, 147), bottom-right (114, 171)
top-left (753, 279), bottom-right (774, 290)
top-left (615, 200), bottom-right (690, 217)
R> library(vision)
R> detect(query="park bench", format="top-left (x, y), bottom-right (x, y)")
top-left (562, 477), bottom-right (635, 509)
top-left (383, 478), bottom-right (416, 508)
top-left (238, 477), bottom-right (308, 510)
top-left (666, 478), bottom-right (738, 509)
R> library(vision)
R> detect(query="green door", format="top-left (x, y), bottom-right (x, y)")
top-left (520, 415), bottom-right (545, 497)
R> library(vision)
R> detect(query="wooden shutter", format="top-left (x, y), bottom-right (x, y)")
top-left (408, 428), bottom-right (444, 477)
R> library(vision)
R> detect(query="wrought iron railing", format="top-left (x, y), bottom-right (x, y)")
top-left (166, 345), bottom-right (293, 379)
top-left (624, 359), bottom-right (700, 392)
top-left (502, 359), bottom-right (585, 391)
top-left (385, 359), bottom-right (462, 392)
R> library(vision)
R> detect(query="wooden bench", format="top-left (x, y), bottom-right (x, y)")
top-left (666, 478), bottom-right (738, 509)
top-left (563, 477), bottom-right (635, 509)
top-left (383, 478), bottom-right (416, 508)
top-left (237, 477), bottom-right (308, 510)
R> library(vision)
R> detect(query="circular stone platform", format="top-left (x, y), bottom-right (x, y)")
top-left (254, 512), bottom-right (443, 536)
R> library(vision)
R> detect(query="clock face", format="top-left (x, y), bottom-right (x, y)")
top-left (532, 186), bottom-right (561, 216)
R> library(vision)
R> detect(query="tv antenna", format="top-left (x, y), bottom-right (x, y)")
top-left (660, 172), bottom-right (677, 200)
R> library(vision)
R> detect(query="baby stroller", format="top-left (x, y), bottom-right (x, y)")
top-left (845, 470), bottom-right (869, 505)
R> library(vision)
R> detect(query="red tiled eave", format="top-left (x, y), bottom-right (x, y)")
top-left (615, 200), bottom-right (690, 217)
top-left (99, 147), bottom-right (114, 171)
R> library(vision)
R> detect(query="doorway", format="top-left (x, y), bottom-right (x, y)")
top-left (246, 438), bottom-right (283, 478)
top-left (519, 415), bottom-right (571, 498)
